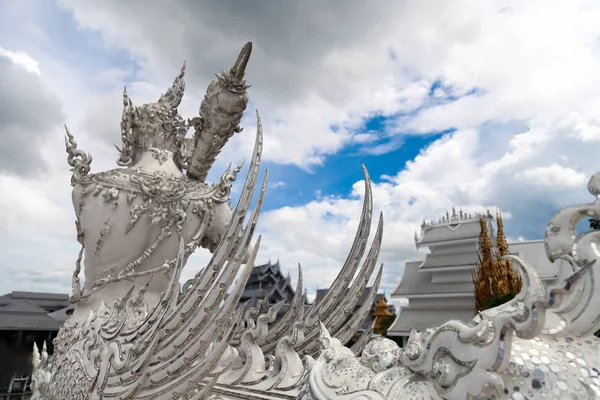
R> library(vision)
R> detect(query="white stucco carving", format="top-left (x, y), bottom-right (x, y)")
top-left (309, 174), bottom-right (600, 400)
top-left (30, 41), bottom-right (600, 399)
top-left (30, 42), bottom-right (385, 400)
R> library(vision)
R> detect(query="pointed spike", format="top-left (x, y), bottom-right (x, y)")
top-left (122, 85), bottom-right (130, 107)
top-left (231, 42), bottom-right (253, 79)
top-left (307, 163), bottom-right (373, 323)
top-left (64, 124), bottom-right (73, 140)
top-left (235, 160), bottom-right (245, 174)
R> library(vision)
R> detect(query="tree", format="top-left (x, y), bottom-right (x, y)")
top-left (379, 315), bottom-right (397, 337)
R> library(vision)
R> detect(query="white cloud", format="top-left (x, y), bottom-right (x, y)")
top-left (0, 175), bottom-right (70, 238)
top-left (2, 0), bottom-right (600, 300)
top-left (516, 164), bottom-right (588, 187)
top-left (0, 47), bottom-right (40, 75)
top-left (255, 115), bottom-right (598, 294)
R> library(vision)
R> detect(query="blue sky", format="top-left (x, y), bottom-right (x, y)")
top-left (0, 0), bottom-right (444, 215)
top-left (1, 0), bottom-right (600, 299)
top-left (260, 121), bottom-right (444, 211)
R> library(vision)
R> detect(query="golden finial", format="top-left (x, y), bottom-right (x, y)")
top-left (473, 216), bottom-right (495, 311)
top-left (496, 210), bottom-right (522, 294)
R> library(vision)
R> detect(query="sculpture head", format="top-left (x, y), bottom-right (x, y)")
top-left (117, 63), bottom-right (189, 167)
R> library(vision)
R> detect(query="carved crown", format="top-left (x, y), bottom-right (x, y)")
top-left (118, 63), bottom-right (189, 166)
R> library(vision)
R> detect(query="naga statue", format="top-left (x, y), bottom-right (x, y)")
top-left (31, 41), bottom-right (600, 400)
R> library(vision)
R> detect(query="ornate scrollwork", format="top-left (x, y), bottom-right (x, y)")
top-left (65, 125), bottom-right (92, 185)
top-left (308, 172), bottom-right (600, 400)
top-left (41, 39), bottom-right (600, 400)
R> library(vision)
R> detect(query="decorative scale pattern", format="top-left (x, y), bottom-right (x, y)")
top-left (496, 335), bottom-right (600, 399)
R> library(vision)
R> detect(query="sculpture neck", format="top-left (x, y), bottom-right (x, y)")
top-left (130, 148), bottom-right (182, 177)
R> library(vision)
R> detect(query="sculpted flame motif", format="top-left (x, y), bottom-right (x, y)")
top-left (308, 180), bottom-right (600, 399)
top-left (32, 42), bottom-right (600, 400)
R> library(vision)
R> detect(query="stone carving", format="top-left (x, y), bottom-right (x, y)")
top-left (31, 42), bottom-right (384, 399)
top-left (415, 208), bottom-right (494, 245)
top-left (30, 40), bottom-right (600, 399)
top-left (310, 173), bottom-right (600, 400)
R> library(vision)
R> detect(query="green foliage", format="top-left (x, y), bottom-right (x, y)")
top-left (481, 291), bottom-right (518, 310)
top-left (380, 314), bottom-right (396, 336)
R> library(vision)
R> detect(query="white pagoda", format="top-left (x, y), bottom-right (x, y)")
top-left (388, 209), bottom-right (570, 346)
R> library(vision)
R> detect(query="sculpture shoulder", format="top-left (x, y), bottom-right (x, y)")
top-left (74, 168), bottom-right (217, 201)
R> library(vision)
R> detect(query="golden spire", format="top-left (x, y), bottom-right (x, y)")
top-left (473, 216), bottom-right (494, 311)
top-left (496, 211), bottom-right (522, 294)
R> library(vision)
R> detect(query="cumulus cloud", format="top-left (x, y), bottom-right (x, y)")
top-left (57, 0), bottom-right (434, 168)
top-left (257, 116), bottom-right (599, 294)
top-left (516, 164), bottom-right (588, 188)
top-left (0, 47), bottom-right (41, 75)
top-left (0, 54), bottom-right (63, 177)
top-left (2, 0), bottom-right (600, 299)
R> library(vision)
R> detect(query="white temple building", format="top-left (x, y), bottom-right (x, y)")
top-left (388, 209), bottom-right (571, 346)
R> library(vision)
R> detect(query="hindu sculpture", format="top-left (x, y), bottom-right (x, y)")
top-left (31, 42), bottom-right (600, 399)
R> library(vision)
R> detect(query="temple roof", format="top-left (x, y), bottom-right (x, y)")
top-left (0, 300), bottom-right (63, 331)
top-left (240, 261), bottom-right (296, 307)
top-left (415, 213), bottom-right (494, 248)
top-left (392, 261), bottom-right (475, 296)
top-left (0, 291), bottom-right (70, 313)
top-left (0, 291), bottom-right (72, 331)
top-left (393, 240), bottom-right (562, 298)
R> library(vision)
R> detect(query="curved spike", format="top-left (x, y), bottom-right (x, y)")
top-left (177, 111), bottom-right (263, 304)
top-left (306, 164), bottom-right (373, 325)
top-left (258, 263), bottom-right (305, 352)
top-left (32, 342), bottom-right (40, 363)
top-left (332, 264), bottom-right (384, 348)
top-left (154, 171), bottom-right (267, 358)
top-left (351, 320), bottom-right (374, 356)
top-left (320, 212), bottom-right (384, 334)
top-left (158, 62), bottom-right (186, 109)
top-left (191, 373), bottom-right (219, 400)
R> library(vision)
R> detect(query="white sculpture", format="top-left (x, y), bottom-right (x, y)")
top-left (308, 179), bottom-right (600, 400)
top-left (30, 42), bottom-right (384, 399)
top-left (31, 41), bottom-right (600, 399)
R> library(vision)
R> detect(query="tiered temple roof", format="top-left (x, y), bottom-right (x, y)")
top-left (240, 260), bottom-right (296, 308)
top-left (0, 291), bottom-right (72, 330)
top-left (389, 209), bottom-right (567, 344)
top-left (0, 291), bottom-right (73, 393)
